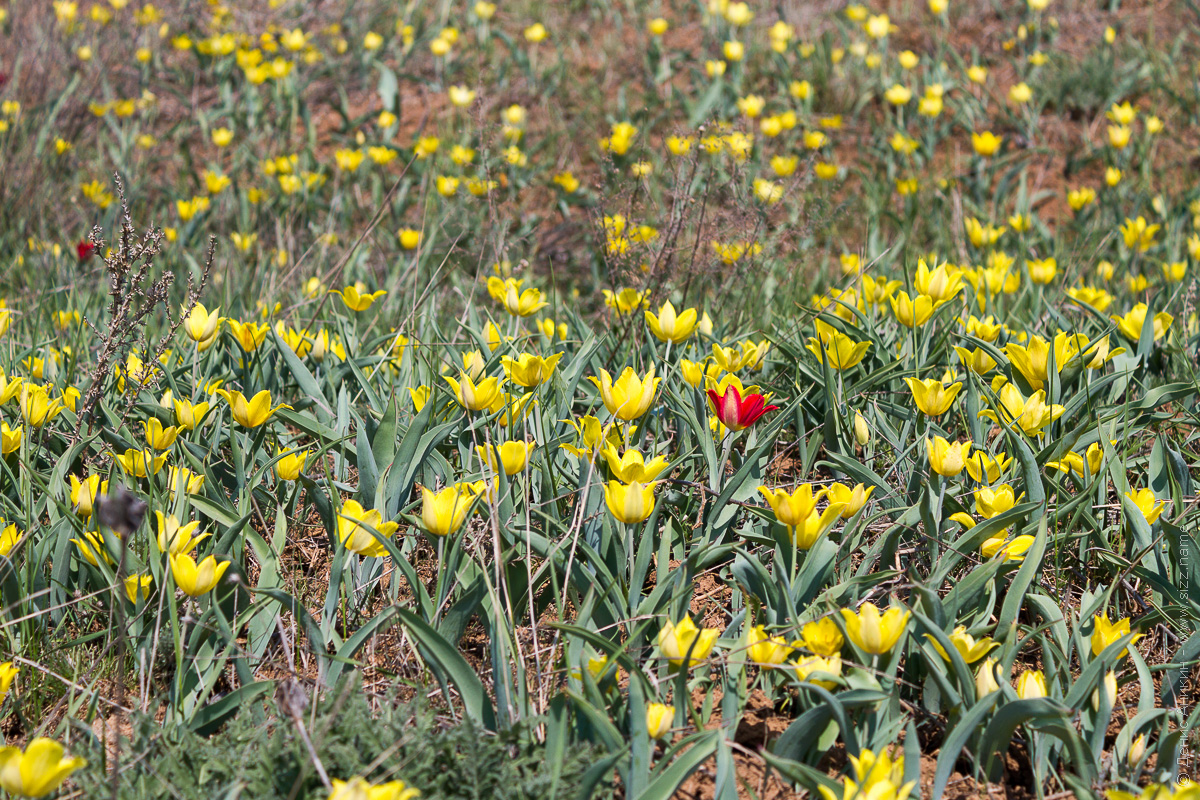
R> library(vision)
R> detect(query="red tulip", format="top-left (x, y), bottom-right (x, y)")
top-left (76, 241), bottom-right (96, 262)
top-left (706, 385), bottom-right (779, 431)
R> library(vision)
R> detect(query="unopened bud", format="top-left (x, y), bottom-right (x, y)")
top-left (1092, 669), bottom-right (1117, 711)
top-left (854, 411), bottom-right (870, 447)
top-left (1128, 733), bottom-right (1146, 764)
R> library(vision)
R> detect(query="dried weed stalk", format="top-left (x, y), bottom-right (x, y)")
top-left (74, 174), bottom-right (215, 442)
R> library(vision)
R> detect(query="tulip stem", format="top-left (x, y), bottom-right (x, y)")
top-left (433, 536), bottom-right (446, 618)
top-left (713, 430), bottom-right (735, 493)
top-left (627, 522), bottom-right (635, 597)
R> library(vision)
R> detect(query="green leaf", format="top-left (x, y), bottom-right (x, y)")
top-left (187, 681), bottom-right (273, 736)
top-left (996, 514), bottom-right (1048, 640)
top-left (636, 730), bottom-right (720, 800)
top-left (979, 698), bottom-right (1073, 780)
top-left (391, 606), bottom-right (497, 731)
top-left (271, 329), bottom-right (333, 420)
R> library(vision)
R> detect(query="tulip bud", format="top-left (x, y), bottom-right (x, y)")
top-left (1128, 733), bottom-right (1146, 764)
top-left (975, 657), bottom-right (1000, 696)
top-left (1092, 669), bottom-right (1117, 711)
top-left (1016, 669), bottom-right (1048, 700)
top-left (854, 410), bottom-right (870, 446)
top-left (646, 702), bottom-right (675, 739)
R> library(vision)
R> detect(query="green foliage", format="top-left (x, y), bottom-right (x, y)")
top-left (72, 681), bottom-right (608, 800)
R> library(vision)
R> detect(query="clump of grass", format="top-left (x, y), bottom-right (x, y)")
top-left (72, 678), bottom-right (609, 800)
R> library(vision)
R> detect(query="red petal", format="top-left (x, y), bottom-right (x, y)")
top-left (705, 389), bottom-right (721, 416)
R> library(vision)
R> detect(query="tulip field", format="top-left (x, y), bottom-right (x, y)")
top-left (2, 0), bottom-right (1200, 797)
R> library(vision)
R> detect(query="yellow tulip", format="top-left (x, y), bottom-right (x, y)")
top-left (824, 482), bottom-right (873, 518)
top-left (155, 511), bottom-right (208, 554)
top-left (792, 654), bottom-right (842, 689)
top-left (853, 411), bottom-right (870, 446)
top-left (926, 626), bottom-right (997, 663)
top-left (169, 552), bottom-right (230, 596)
top-left (844, 748), bottom-right (910, 797)
top-left (602, 445), bottom-right (670, 483)
top-left (0, 662), bottom-right (16, 703)
top-left (327, 777), bottom-right (420, 800)
top-left (890, 291), bottom-right (935, 327)
top-left (589, 366), bottom-right (659, 421)
top-left (904, 376), bottom-right (962, 416)
top-left (560, 415), bottom-right (611, 460)
top-left (927, 436), bottom-right (971, 477)
top-left (0, 523), bottom-right (22, 558)
top-left (1128, 734), bottom-right (1146, 765)
top-left (420, 485), bottom-right (474, 536)
top-left (658, 615), bottom-right (719, 668)
top-left (792, 503), bottom-right (846, 549)
top-left (182, 302), bottom-right (222, 342)
top-left (646, 702), bottom-right (675, 739)
top-left (69, 474), bottom-right (107, 518)
top-left (759, 484), bottom-right (821, 528)
top-left (914, 259), bottom-right (964, 305)
top-left (500, 352), bottom-right (563, 388)
top-left (173, 397), bottom-right (210, 430)
top-left (409, 386), bottom-right (430, 413)
top-left (226, 319), bottom-right (269, 351)
top-left (1003, 336), bottom-right (1051, 391)
top-left (217, 388), bottom-right (292, 427)
top-left (806, 319), bottom-right (871, 370)
top-left (337, 499), bottom-right (398, 557)
top-left (1046, 443), bottom-right (1104, 478)
top-left (143, 417), bottom-right (179, 450)
top-left (965, 451), bottom-right (1012, 483)
top-left (1125, 488), bottom-right (1165, 524)
top-left (1026, 256), bottom-right (1059, 286)
top-left (71, 530), bottom-right (111, 567)
top-left (978, 382), bottom-right (1063, 436)
top-left (645, 300), bottom-right (698, 344)
top-left (330, 285), bottom-right (386, 311)
top-left (124, 573), bottom-right (153, 602)
top-left (746, 624), bottom-right (791, 667)
top-left (801, 617), bottom-right (844, 656)
top-left (456, 349), bottom-right (485, 380)
top-left (971, 131), bottom-right (1002, 156)
top-left (276, 322), bottom-right (312, 357)
top-left (981, 534), bottom-right (1035, 561)
top-left (602, 287), bottom-right (650, 315)
top-left (840, 602), bottom-right (910, 654)
top-left (488, 277), bottom-right (548, 317)
top-left (1119, 216), bottom-right (1159, 252)
top-left (603, 480), bottom-right (657, 524)
top-left (1091, 612), bottom-right (1142, 659)
top-left (1015, 669), bottom-right (1048, 699)
top-left (1093, 670), bottom-right (1118, 711)
top-left (953, 345), bottom-right (997, 376)
top-left (444, 372), bottom-right (504, 412)
top-left (0, 422), bottom-right (21, 454)
top-left (277, 448), bottom-right (309, 481)
top-left (0, 738), bottom-right (86, 798)
top-left (975, 658), bottom-right (1001, 696)
top-left (167, 466), bottom-right (205, 496)
top-left (489, 391), bottom-right (537, 428)
top-left (680, 359), bottom-right (716, 388)
top-left (111, 447), bottom-right (167, 477)
top-left (1111, 303), bottom-right (1172, 342)
top-left (974, 484), bottom-right (1020, 519)
top-left (476, 440), bottom-right (535, 476)
top-left (18, 385), bottom-right (64, 428)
